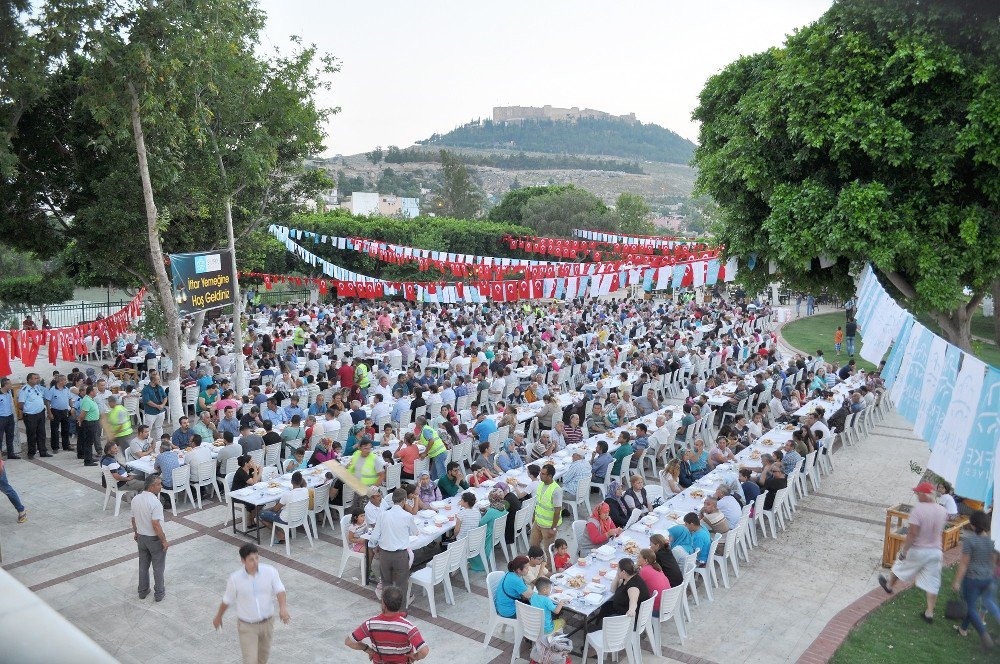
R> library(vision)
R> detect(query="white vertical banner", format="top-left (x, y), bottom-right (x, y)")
top-left (912, 336), bottom-right (947, 436)
top-left (927, 355), bottom-right (986, 485)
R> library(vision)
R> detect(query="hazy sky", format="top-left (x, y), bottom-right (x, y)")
top-left (259, 0), bottom-right (833, 157)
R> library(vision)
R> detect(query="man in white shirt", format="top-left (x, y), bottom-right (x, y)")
top-left (768, 388), bottom-right (790, 423)
top-left (212, 543), bottom-right (290, 664)
top-left (805, 412), bottom-right (832, 450)
top-left (369, 394), bottom-right (392, 423)
top-left (131, 476), bottom-right (169, 601)
top-left (369, 488), bottom-right (416, 594)
top-left (650, 412), bottom-right (678, 459)
top-left (372, 375), bottom-right (393, 404)
top-left (259, 471), bottom-right (309, 544)
top-left (364, 486), bottom-right (391, 527)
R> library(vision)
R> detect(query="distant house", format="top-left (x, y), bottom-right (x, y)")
top-left (339, 192), bottom-right (419, 218)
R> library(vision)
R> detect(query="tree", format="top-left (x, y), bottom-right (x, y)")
top-left (3, 1), bottom-right (334, 419)
top-left (519, 187), bottom-right (611, 238)
top-left (488, 184), bottom-right (573, 225)
top-left (0, 274), bottom-right (73, 324)
top-left (438, 150), bottom-right (483, 219)
top-left (365, 146), bottom-right (384, 166)
top-left (613, 192), bottom-right (653, 234)
top-left (693, 0), bottom-right (1000, 350)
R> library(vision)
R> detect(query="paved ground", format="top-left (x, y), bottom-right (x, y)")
top-left (0, 309), bottom-right (930, 664)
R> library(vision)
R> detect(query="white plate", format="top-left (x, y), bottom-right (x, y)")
top-left (430, 501), bottom-right (448, 509)
top-left (550, 573), bottom-right (567, 584)
top-left (582, 592), bottom-right (604, 605)
top-left (418, 509), bottom-right (437, 518)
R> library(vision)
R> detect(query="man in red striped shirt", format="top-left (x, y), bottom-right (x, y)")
top-left (345, 585), bottom-right (428, 663)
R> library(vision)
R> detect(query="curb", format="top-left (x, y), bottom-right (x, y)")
top-left (795, 540), bottom-right (962, 663)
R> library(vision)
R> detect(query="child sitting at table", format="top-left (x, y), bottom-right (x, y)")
top-left (346, 510), bottom-right (369, 553)
top-left (524, 545), bottom-right (550, 584)
top-left (552, 539), bottom-right (571, 572)
top-left (529, 576), bottom-right (565, 634)
top-left (283, 447), bottom-right (308, 472)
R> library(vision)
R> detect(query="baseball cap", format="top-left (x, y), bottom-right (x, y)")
top-left (912, 481), bottom-right (935, 494)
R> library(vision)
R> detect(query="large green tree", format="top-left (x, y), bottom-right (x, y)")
top-left (3, 1), bottom-right (334, 415)
top-left (613, 192), bottom-right (653, 235)
top-left (488, 184), bottom-right (573, 225)
top-left (693, 0), bottom-right (1000, 350)
top-left (518, 186), bottom-right (612, 238)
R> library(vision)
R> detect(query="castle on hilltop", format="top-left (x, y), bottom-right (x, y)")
top-left (493, 105), bottom-right (637, 125)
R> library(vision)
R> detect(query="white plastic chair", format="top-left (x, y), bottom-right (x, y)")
top-left (693, 533), bottom-right (723, 601)
top-left (571, 520), bottom-right (589, 558)
top-left (269, 497), bottom-right (313, 556)
top-left (750, 491), bottom-right (768, 545)
top-left (630, 591), bottom-right (658, 662)
top-left (512, 602), bottom-right (546, 664)
top-left (466, 524), bottom-right (490, 576)
top-left (582, 613), bottom-right (635, 664)
top-left (650, 585), bottom-right (687, 650)
top-left (489, 513), bottom-right (510, 571)
top-left (264, 443), bottom-right (281, 468)
top-left (249, 448), bottom-right (264, 468)
top-left (483, 570), bottom-right (519, 648)
top-left (161, 465), bottom-right (195, 516)
top-left (308, 482), bottom-right (333, 534)
top-left (568, 476), bottom-right (592, 521)
top-left (337, 513), bottom-right (366, 585)
top-left (221, 471), bottom-right (247, 528)
top-left (511, 499), bottom-right (533, 555)
top-left (712, 524), bottom-right (744, 589)
top-left (189, 459), bottom-right (221, 508)
top-left (101, 466), bottom-right (134, 517)
top-left (409, 549), bottom-right (454, 618)
top-left (331, 483), bottom-right (356, 531)
top-left (762, 488), bottom-right (790, 537)
top-left (446, 537), bottom-right (471, 595)
top-left (384, 462), bottom-right (402, 492)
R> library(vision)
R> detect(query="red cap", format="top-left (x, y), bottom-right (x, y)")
top-left (912, 481), bottom-right (935, 494)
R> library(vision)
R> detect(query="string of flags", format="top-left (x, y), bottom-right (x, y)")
top-left (0, 289), bottom-right (146, 374)
top-left (508, 233), bottom-right (717, 262)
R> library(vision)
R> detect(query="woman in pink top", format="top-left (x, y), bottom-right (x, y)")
top-left (394, 432), bottom-right (421, 480)
top-left (638, 548), bottom-right (671, 614)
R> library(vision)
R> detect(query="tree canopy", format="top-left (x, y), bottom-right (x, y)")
top-left (693, 0), bottom-right (1000, 349)
top-left (437, 150), bottom-right (484, 219)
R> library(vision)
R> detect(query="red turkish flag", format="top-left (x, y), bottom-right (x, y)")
top-left (376, 283), bottom-right (385, 298)
top-left (455, 282), bottom-right (465, 299)
top-left (404, 283), bottom-right (416, 301)
top-left (518, 280), bottom-right (530, 299)
top-left (492, 282), bottom-right (505, 302)
top-left (264, 276), bottom-right (272, 290)
top-left (505, 281), bottom-right (519, 302)
top-left (531, 279), bottom-right (544, 298)
top-left (681, 265), bottom-right (694, 287)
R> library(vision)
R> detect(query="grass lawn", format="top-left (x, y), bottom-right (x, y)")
top-left (831, 565), bottom-right (997, 664)
top-left (782, 312), bottom-right (1000, 371)
top-left (780, 312), bottom-right (878, 371)
top-left (914, 312), bottom-right (1000, 369)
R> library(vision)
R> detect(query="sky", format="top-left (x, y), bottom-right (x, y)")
top-left (259, 0), bottom-right (833, 157)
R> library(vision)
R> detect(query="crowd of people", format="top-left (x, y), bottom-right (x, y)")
top-left (1, 288), bottom-right (996, 660)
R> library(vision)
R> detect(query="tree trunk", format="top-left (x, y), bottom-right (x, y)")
top-left (181, 311), bottom-right (206, 368)
top-left (129, 84), bottom-right (184, 424)
top-left (992, 278), bottom-right (1000, 345)
top-left (935, 308), bottom-right (973, 352)
top-left (222, 195), bottom-right (247, 395)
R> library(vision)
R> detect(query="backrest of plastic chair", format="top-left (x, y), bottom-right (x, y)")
top-left (342, 482), bottom-right (355, 505)
top-left (634, 591), bottom-right (657, 632)
top-left (431, 549), bottom-right (450, 582)
top-left (659, 586), bottom-right (683, 620)
top-left (601, 614), bottom-right (632, 650)
top-left (312, 482), bottom-right (330, 510)
top-left (754, 491), bottom-right (768, 515)
top-left (285, 497), bottom-right (308, 526)
top-left (572, 520), bottom-right (587, 556)
top-left (224, 456), bottom-right (239, 475)
top-left (172, 464), bottom-right (190, 487)
top-left (224, 472), bottom-right (236, 499)
top-left (467, 524), bottom-right (487, 553)
top-left (486, 570), bottom-right (504, 607)
top-left (196, 460), bottom-right (214, 483)
top-left (385, 463), bottom-right (402, 490)
top-left (491, 513), bottom-right (508, 545)
top-left (340, 514), bottom-right (352, 546)
top-left (413, 456), bottom-right (429, 478)
top-left (576, 477), bottom-right (590, 499)
top-left (645, 485), bottom-right (664, 503)
top-left (101, 465), bottom-right (115, 488)
top-left (448, 538), bottom-right (468, 569)
top-left (515, 602), bottom-right (545, 641)
top-left (249, 448), bottom-right (264, 467)
top-left (262, 467), bottom-right (279, 481)
top-left (264, 444), bottom-right (280, 466)
top-left (707, 532), bottom-right (722, 558)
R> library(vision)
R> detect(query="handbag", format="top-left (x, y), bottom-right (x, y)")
top-left (944, 591), bottom-right (967, 621)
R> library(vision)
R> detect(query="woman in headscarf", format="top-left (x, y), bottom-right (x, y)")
top-left (469, 487), bottom-right (509, 572)
top-left (496, 438), bottom-right (524, 472)
top-left (605, 479), bottom-right (631, 528)
top-left (582, 502), bottom-right (622, 556)
top-left (416, 471), bottom-right (442, 507)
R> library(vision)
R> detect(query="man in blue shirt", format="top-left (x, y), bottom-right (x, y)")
top-left (171, 417), bottom-right (194, 449)
top-left (153, 441), bottom-right (181, 489)
top-left (307, 394), bottom-right (328, 417)
top-left (471, 412), bottom-right (497, 443)
top-left (261, 398), bottom-right (288, 424)
top-left (140, 374), bottom-right (168, 442)
top-left (390, 390), bottom-right (409, 424)
top-left (218, 406), bottom-right (241, 438)
top-left (45, 375), bottom-right (74, 453)
top-left (0, 379), bottom-right (18, 458)
top-left (590, 440), bottom-right (613, 482)
top-left (18, 373), bottom-right (50, 458)
top-left (283, 396), bottom-right (305, 422)
top-left (669, 512), bottom-right (712, 565)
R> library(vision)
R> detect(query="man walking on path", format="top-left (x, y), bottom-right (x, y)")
top-left (0, 456), bottom-right (27, 523)
top-left (213, 543), bottom-right (291, 664)
top-left (878, 481), bottom-right (947, 623)
top-left (369, 488), bottom-right (415, 599)
top-left (131, 475), bottom-right (169, 601)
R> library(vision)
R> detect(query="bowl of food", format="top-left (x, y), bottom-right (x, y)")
top-left (690, 490), bottom-right (705, 499)
top-left (267, 482), bottom-right (280, 488)
top-left (577, 557), bottom-right (587, 567)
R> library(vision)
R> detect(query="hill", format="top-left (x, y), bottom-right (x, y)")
top-left (418, 117), bottom-right (697, 165)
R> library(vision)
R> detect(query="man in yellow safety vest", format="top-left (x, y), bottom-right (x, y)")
top-left (106, 395), bottom-right (133, 450)
top-left (416, 416), bottom-right (448, 481)
top-left (530, 463), bottom-right (563, 558)
top-left (346, 439), bottom-right (385, 491)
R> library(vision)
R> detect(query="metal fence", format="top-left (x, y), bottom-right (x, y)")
top-left (253, 289), bottom-right (312, 306)
top-left (0, 301), bottom-right (131, 329)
